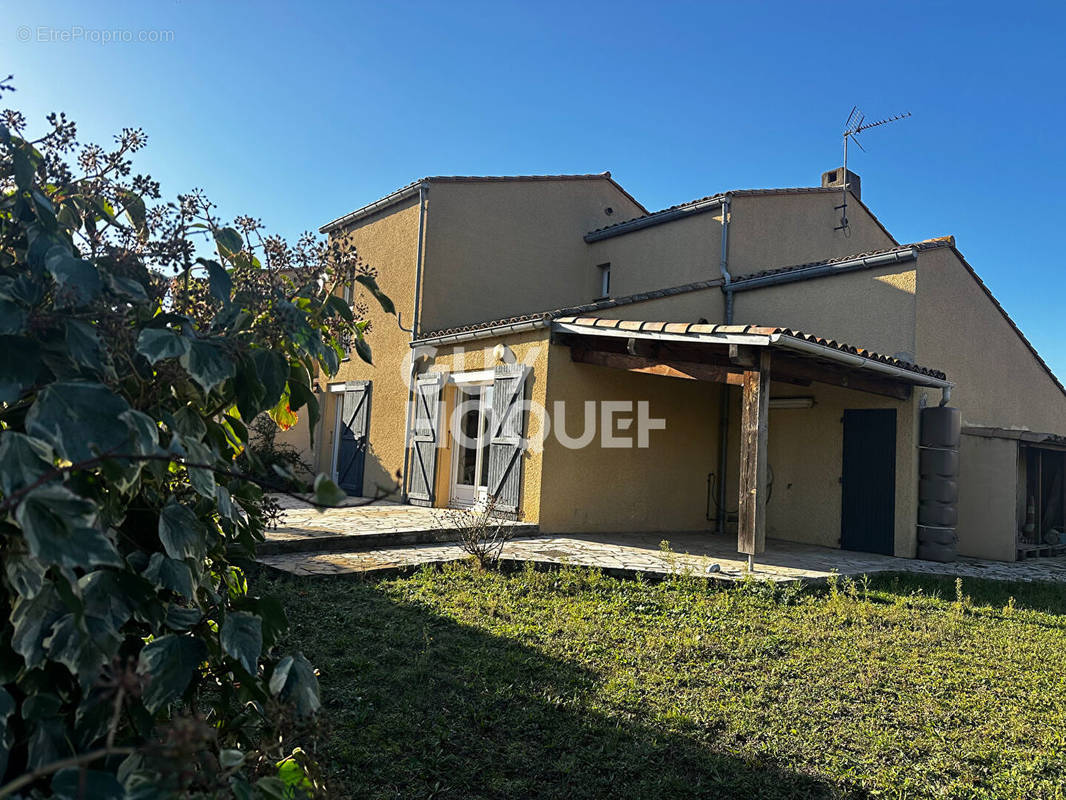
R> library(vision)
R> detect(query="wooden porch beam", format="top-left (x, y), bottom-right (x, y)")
top-left (770, 356), bottom-right (912, 401)
top-left (738, 350), bottom-right (771, 558)
top-left (571, 348), bottom-right (744, 385)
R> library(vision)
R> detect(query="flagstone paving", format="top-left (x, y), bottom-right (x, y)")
top-left (259, 512), bottom-right (1066, 584)
top-left (260, 497), bottom-right (536, 555)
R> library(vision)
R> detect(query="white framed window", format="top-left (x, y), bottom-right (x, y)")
top-left (597, 262), bottom-right (611, 298)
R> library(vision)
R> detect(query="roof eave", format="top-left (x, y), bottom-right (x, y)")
top-left (550, 319), bottom-right (951, 389)
top-left (319, 181), bottom-right (426, 234)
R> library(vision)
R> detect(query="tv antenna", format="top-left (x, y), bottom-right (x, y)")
top-left (835, 107), bottom-right (911, 231)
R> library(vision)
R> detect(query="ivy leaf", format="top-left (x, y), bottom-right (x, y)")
top-left (158, 499), bottom-right (205, 562)
top-left (26, 381), bottom-right (132, 464)
top-left (11, 585), bottom-right (66, 670)
top-left (100, 268), bottom-right (149, 302)
top-left (181, 339), bottom-right (235, 393)
top-left (165, 605), bottom-right (203, 631)
top-left (145, 552), bottom-right (196, 600)
top-left (0, 432), bottom-right (54, 497)
top-left (214, 227), bottom-right (243, 257)
top-left (268, 386), bottom-right (298, 430)
top-left (254, 350), bottom-right (289, 408)
top-left (219, 749), bottom-right (246, 769)
top-left (121, 409), bottom-right (161, 455)
top-left (120, 190), bottom-right (147, 236)
top-left (354, 335), bottom-right (373, 366)
top-left (45, 612), bottom-right (122, 690)
top-left (268, 653), bottom-right (320, 717)
top-left (312, 474), bottom-right (346, 507)
top-left (198, 258), bottom-right (232, 304)
top-left (221, 612), bottom-right (263, 675)
top-left (0, 687), bottom-right (14, 777)
top-left (181, 436), bottom-right (217, 499)
top-left (5, 553), bottom-right (47, 599)
top-left (325, 293), bottom-right (354, 321)
top-left (136, 635), bottom-right (208, 712)
top-left (355, 273), bottom-right (395, 315)
top-left (136, 327), bottom-right (190, 363)
top-left (65, 319), bottom-right (105, 374)
top-left (15, 485), bottom-right (121, 569)
top-left (44, 248), bottom-right (102, 308)
top-left (0, 335), bottom-right (41, 404)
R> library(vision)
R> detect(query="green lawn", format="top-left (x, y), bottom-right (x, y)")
top-left (259, 564), bottom-right (1066, 799)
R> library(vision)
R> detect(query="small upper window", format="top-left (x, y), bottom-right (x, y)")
top-left (597, 263), bottom-right (611, 298)
top-left (342, 268), bottom-right (354, 305)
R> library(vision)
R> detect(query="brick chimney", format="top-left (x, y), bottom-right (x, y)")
top-left (821, 167), bottom-right (860, 200)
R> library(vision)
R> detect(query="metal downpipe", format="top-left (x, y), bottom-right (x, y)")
top-left (716, 195), bottom-right (733, 536)
top-left (400, 184), bottom-right (429, 501)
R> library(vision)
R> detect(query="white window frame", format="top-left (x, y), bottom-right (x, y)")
top-left (598, 263), bottom-right (611, 298)
top-left (448, 378), bottom-right (494, 508)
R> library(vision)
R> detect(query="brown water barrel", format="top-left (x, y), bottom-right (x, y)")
top-left (919, 477), bottom-right (958, 504)
top-left (917, 406), bottom-right (959, 562)
top-left (920, 447), bottom-right (959, 478)
top-left (920, 406), bottom-right (961, 449)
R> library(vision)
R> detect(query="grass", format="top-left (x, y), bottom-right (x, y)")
top-left (259, 564), bottom-right (1066, 799)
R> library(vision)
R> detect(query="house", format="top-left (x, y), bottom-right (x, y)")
top-left (291, 170), bottom-right (1066, 563)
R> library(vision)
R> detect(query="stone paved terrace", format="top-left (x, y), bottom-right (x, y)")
top-left (261, 497), bottom-right (536, 556)
top-left (259, 504), bottom-right (1066, 584)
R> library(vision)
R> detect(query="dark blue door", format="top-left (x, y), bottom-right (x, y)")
top-left (337, 382), bottom-right (370, 496)
top-left (841, 408), bottom-right (896, 555)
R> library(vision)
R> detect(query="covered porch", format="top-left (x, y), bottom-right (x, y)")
top-left (548, 317), bottom-right (954, 564)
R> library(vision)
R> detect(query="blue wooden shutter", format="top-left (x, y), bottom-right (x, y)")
top-left (407, 372), bottom-right (443, 506)
top-left (487, 364), bottom-right (529, 516)
top-left (337, 381), bottom-right (371, 494)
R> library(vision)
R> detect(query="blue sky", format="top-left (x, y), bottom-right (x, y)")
top-left (6, 0), bottom-right (1066, 375)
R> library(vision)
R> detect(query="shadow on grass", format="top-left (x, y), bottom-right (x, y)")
top-left (264, 570), bottom-right (867, 800)
top-left (864, 571), bottom-right (1066, 616)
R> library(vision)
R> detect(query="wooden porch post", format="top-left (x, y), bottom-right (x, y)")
top-left (738, 349), bottom-right (771, 564)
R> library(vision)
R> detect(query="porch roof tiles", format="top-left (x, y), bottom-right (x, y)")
top-left (553, 316), bottom-right (949, 382)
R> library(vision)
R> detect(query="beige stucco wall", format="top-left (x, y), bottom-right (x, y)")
top-left (587, 210), bottom-right (725, 297)
top-left (419, 180), bottom-right (643, 332)
top-left (418, 329), bottom-right (551, 522)
top-left (317, 195), bottom-right (422, 498)
top-left (727, 193), bottom-right (896, 277)
top-left (764, 382), bottom-right (920, 557)
top-left (915, 247), bottom-right (1066, 435)
top-left (584, 192), bottom-right (897, 302)
top-left (538, 343), bottom-right (722, 533)
top-left (956, 434), bottom-right (1018, 561)
top-left (598, 287), bottom-right (725, 323)
top-left (733, 265), bottom-right (917, 359)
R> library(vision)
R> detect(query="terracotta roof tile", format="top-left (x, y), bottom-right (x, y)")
top-left (552, 317), bottom-right (947, 380)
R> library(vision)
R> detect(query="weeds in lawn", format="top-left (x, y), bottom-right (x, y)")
top-left (437, 497), bottom-right (514, 569)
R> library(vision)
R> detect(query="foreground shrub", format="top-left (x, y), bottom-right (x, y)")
top-left (0, 92), bottom-right (390, 797)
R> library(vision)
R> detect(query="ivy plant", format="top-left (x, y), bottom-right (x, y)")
top-left (0, 90), bottom-right (388, 797)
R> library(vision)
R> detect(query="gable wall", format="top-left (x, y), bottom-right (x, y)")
top-left (733, 265), bottom-right (917, 360)
top-left (314, 195), bottom-right (423, 497)
top-left (586, 210), bottom-right (725, 298)
top-left (727, 192), bottom-right (897, 277)
top-left (419, 180), bottom-right (643, 333)
top-left (915, 247), bottom-right (1066, 435)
